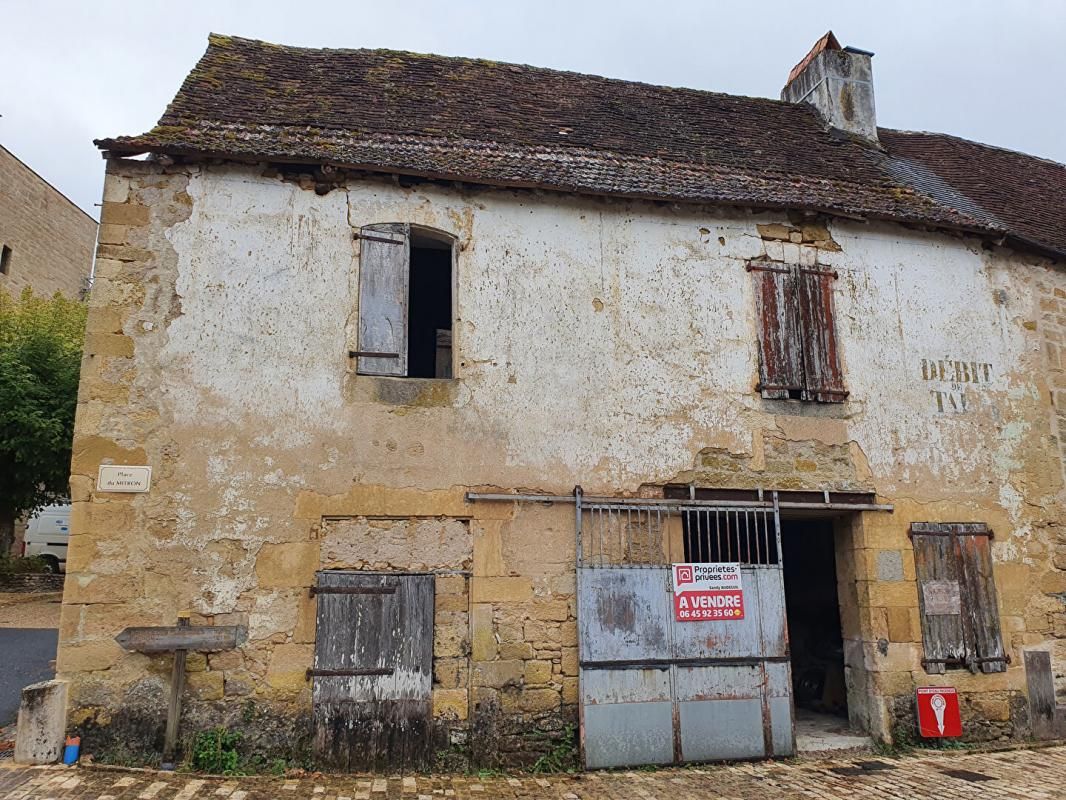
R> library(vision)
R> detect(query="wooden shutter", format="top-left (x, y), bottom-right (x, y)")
top-left (311, 571), bottom-right (434, 771)
top-left (797, 266), bottom-right (847, 403)
top-left (912, 526), bottom-right (966, 675)
top-left (956, 531), bottom-right (1007, 673)
top-left (749, 263), bottom-right (804, 399)
top-left (356, 223), bottom-right (410, 376)
top-left (911, 523), bottom-right (1006, 674)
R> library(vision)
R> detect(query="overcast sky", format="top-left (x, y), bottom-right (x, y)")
top-left (3, 0), bottom-right (1064, 218)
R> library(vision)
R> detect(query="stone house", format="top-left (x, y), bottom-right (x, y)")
top-left (60, 31), bottom-right (1066, 768)
top-left (0, 144), bottom-right (96, 299)
top-left (2, 143), bottom-right (98, 555)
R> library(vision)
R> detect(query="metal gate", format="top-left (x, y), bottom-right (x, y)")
top-left (576, 492), bottom-right (794, 768)
top-left (310, 571), bottom-right (434, 771)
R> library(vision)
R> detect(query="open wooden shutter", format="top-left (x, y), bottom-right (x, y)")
top-left (356, 223), bottom-right (410, 376)
top-left (749, 263), bottom-right (804, 399)
top-left (797, 266), bottom-right (847, 403)
top-left (911, 523), bottom-right (1006, 674)
top-left (956, 531), bottom-right (1007, 673)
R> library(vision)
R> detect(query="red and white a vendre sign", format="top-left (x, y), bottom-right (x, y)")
top-left (916, 687), bottom-right (962, 738)
top-left (672, 563), bottom-right (745, 622)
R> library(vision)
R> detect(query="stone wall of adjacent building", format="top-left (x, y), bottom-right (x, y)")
top-left (57, 157), bottom-right (1066, 765)
top-left (0, 145), bottom-right (96, 299)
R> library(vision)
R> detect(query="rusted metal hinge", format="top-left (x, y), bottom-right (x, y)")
top-left (306, 667), bottom-right (393, 680)
top-left (309, 585), bottom-right (397, 597)
top-left (798, 266), bottom-right (839, 279)
top-left (921, 655), bottom-right (1010, 667)
top-left (908, 524), bottom-right (994, 540)
top-left (348, 350), bottom-right (400, 359)
top-left (353, 232), bottom-right (405, 245)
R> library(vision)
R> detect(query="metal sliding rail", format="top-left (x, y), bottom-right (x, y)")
top-left (465, 490), bottom-right (893, 513)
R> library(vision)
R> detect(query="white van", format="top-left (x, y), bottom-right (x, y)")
top-left (22, 503), bottom-right (71, 573)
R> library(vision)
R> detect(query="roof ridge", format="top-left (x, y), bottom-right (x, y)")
top-left (203, 32), bottom-right (804, 112)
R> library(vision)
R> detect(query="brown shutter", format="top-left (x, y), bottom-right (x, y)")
top-left (956, 532), bottom-right (1007, 673)
top-left (749, 263), bottom-right (804, 399)
top-left (797, 266), bottom-right (847, 402)
top-left (911, 523), bottom-right (1006, 674)
top-left (356, 223), bottom-right (410, 376)
top-left (912, 525), bottom-right (966, 675)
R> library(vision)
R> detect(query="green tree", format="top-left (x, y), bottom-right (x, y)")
top-left (0, 287), bottom-right (87, 554)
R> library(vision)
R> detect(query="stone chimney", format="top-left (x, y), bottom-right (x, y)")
top-left (781, 31), bottom-right (877, 143)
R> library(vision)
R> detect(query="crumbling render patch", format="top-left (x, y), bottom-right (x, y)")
top-left (321, 516), bottom-right (472, 571)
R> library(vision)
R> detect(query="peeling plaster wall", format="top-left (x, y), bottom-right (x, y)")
top-left (59, 160), bottom-right (1066, 762)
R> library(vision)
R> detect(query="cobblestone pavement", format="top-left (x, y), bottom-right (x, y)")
top-left (2, 745), bottom-right (1065, 800)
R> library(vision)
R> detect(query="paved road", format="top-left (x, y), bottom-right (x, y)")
top-left (0, 628), bottom-right (58, 726)
top-left (2, 744), bottom-right (1065, 799)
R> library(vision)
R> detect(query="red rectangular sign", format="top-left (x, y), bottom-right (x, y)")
top-left (916, 687), bottom-right (962, 738)
top-left (672, 563), bottom-right (745, 622)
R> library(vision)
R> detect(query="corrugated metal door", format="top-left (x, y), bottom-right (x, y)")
top-left (577, 499), bottom-right (794, 768)
top-left (311, 571), bottom-right (434, 771)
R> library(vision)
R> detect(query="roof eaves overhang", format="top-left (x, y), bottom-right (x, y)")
top-left (96, 140), bottom-right (1062, 263)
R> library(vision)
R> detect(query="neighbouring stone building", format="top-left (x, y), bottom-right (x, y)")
top-left (59, 31), bottom-right (1066, 769)
top-left (0, 144), bottom-right (96, 299)
top-left (2, 143), bottom-right (98, 556)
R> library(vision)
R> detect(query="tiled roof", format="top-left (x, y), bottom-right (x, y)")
top-left (97, 34), bottom-right (1066, 260)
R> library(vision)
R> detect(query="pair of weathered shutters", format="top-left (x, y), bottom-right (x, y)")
top-left (748, 262), bottom-right (846, 402)
top-left (310, 571), bottom-right (434, 771)
top-left (911, 523), bottom-right (1006, 674)
top-left (356, 223), bottom-right (411, 377)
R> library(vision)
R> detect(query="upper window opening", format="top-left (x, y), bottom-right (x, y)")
top-left (0, 245), bottom-right (11, 275)
top-left (354, 224), bottom-right (454, 379)
top-left (749, 262), bottom-right (847, 403)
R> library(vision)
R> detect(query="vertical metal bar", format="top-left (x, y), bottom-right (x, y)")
top-left (572, 487), bottom-right (586, 770)
top-left (574, 486), bottom-right (583, 567)
top-left (715, 509), bottom-right (722, 564)
top-left (597, 507), bottom-right (604, 567)
top-left (754, 508), bottom-right (762, 564)
top-left (773, 491), bottom-right (783, 564)
top-left (699, 509), bottom-right (705, 563)
top-left (626, 507), bottom-right (633, 564)
top-left (744, 509), bottom-right (751, 564)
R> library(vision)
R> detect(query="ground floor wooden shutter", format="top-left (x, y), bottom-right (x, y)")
top-left (911, 523), bottom-right (1006, 674)
top-left (311, 571), bottom-right (434, 771)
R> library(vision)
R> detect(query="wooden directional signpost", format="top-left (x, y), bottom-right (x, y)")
top-left (115, 613), bottom-right (246, 768)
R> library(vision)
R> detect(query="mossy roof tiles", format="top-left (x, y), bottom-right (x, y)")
top-left (97, 34), bottom-right (1066, 260)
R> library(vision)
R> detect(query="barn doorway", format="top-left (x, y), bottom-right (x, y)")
top-left (781, 517), bottom-right (870, 752)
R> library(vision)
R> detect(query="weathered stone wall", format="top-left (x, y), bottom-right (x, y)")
top-left (58, 158), bottom-right (1066, 763)
top-left (0, 145), bottom-right (96, 299)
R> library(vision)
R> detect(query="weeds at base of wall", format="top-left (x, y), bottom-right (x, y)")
top-left (530, 725), bottom-right (579, 774)
top-left (190, 728), bottom-right (241, 775)
top-left (185, 727), bottom-right (307, 777)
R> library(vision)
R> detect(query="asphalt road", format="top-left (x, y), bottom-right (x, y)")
top-left (0, 628), bottom-right (58, 725)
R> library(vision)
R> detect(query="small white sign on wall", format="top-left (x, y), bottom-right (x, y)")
top-left (97, 465), bottom-right (152, 493)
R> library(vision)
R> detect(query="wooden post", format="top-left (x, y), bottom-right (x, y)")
top-left (161, 613), bottom-right (190, 769)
